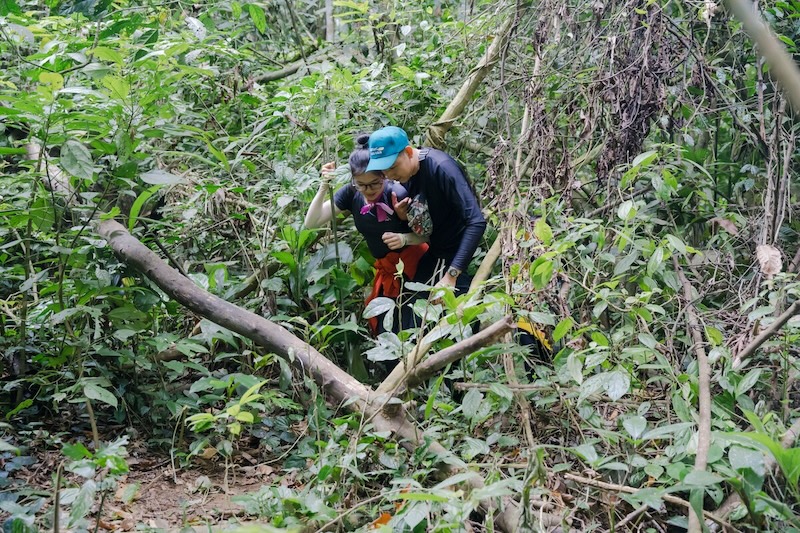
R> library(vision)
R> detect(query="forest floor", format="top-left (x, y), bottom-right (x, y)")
top-left (2, 429), bottom-right (298, 532)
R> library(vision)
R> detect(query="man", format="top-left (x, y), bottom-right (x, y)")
top-left (365, 126), bottom-right (486, 293)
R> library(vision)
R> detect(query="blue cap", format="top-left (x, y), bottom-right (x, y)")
top-left (366, 126), bottom-right (409, 172)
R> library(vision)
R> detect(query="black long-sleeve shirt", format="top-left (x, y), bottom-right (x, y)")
top-left (403, 149), bottom-right (485, 272)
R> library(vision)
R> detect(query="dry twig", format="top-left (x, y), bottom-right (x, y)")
top-left (672, 256), bottom-right (712, 533)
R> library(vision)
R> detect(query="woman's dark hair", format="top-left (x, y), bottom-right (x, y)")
top-left (348, 133), bottom-right (371, 176)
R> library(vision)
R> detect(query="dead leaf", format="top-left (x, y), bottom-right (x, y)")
top-left (710, 217), bottom-right (738, 235)
top-left (756, 244), bottom-right (782, 278)
top-left (199, 446), bottom-right (217, 459)
top-left (370, 512), bottom-right (393, 528)
top-left (191, 475), bottom-right (212, 493)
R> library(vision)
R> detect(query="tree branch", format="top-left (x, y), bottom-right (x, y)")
top-left (672, 256), bottom-right (712, 533)
top-left (376, 236), bottom-right (504, 395)
top-left (725, 0), bottom-right (800, 112)
top-left (734, 299), bottom-right (800, 366)
top-left (402, 316), bottom-right (515, 391)
top-left (425, 5), bottom-right (520, 148)
top-left (563, 473), bottom-right (738, 531)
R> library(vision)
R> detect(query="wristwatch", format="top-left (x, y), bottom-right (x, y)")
top-left (447, 267), bottom-right (461, 278)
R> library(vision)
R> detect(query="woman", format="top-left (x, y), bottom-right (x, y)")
top-left (304, 134), bottom-right (428, 334)
top-left (364, 126), bottom-right (486, 295)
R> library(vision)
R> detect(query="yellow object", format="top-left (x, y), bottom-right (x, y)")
top-left (517, 318), bottom-right (552, 351)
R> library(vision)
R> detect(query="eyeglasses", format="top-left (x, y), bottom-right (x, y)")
top-left (353, 178), bottom-right (384, 192)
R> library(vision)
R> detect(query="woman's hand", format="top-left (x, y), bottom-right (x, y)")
top-left (319, 161), bottom-right (336, 189)
top-left (382, 232), bottom-right (407, 250)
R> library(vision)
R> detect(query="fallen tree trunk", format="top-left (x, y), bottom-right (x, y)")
top-left (97, 219), bottom-right (560, 531)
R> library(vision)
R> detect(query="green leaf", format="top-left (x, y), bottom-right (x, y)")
top-left (623, 416), bottom-right (647, 439)
top-left (617, 200), bottom-right (637, 221)
top-left (604, 369), bottom-right (630, 401)
top-left (461, 388), bottom-right (483, 422)
top-left (0, 439), bottom-right (19, 453)
top-left (128, 185), bottom-right (161, 230)
top-left (489, 383), bottom-right (513, 402)
top-left (638, 332), bottom-right (657, 349)
top-left (141, 169), bottom-right (186, 185)
top-left (533, 218), bottom-right (553, 246)
top-left (239, 380), bottom-right (266, 404)
top-left (614, 250), bottom-right (639, 276)
top-left (235, 411), bottom-right (254, 423)
top-left (101, 75), bottom-right (130, 101)
top-left (590, 331), bottom-right (609, 347)
top-left (462, 436), bottom-right (490, 460)
top-left (363, 297), bottom-right (395, 319)
top-left (272, 251), bottom-right (297, 271)
top-left (70, 479), bottom-right (97, 524)
top-left (640, 422), bottom-right (694, 441)
top-left (100, 207), bottom-right (121, 220)
top-left (621, 487), bottom-right (665, 510)
top-left (756, 493), bottom-right (800, 528)
top-left (665, 234), bottom-right (686, 254)
top-left (397, 492), bottom-right (450, 503)
top-left (683, 470), bottom-right (723, 486)
top-left (778, 34), bottom-right (796, 48)
top-left (530, 257), bottom-right (554, 290)
top-left (736, 368), bottom-right (762, 396)
top-left (63, 442), bottom-right (93, 460)
top-left (705, 326), bottom-right (723, 346)
top-left (0, 0), bottom-right (22, 15)
top-left (553, 317), bottom-right (574, 342)
top-left (646, 247), bottom-right (664, 276)
top-left (248, 4), bottom-right (267, 33)
top-left (729, 445), bottom-right (766, 476)
top-left (83, 383), bottom-right (118, 408)
top-left (425, 373), bottom-right (446, 420)
top-left (39, 71), bottom-right (64, 92)
top-left (662, 168), bottom-right (678, 189)
top-left (6, 398), bottom-right (33, 419)
top-left (631, 150), bottom-right (658, 168)
top-left (567, 353), bottom-right (583, 384)
top-left (30, 195), bottom-right (55, 231)
top-left (92, 46), bottom-right (124, 64)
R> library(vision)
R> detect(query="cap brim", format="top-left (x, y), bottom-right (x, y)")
top-left (365, 152), bottom-right (399, 172)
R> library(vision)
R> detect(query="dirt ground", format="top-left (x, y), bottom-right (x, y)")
top-left (3, 441), bottom-right (295, 532)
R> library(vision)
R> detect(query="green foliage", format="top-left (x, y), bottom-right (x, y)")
top-left (1, 0), bottom-right (800, 530)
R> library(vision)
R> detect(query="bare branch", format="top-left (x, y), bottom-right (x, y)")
top-left (672, 256), bottom-right (712, 533)
top-left (725, 0), bottom-right (800, 112)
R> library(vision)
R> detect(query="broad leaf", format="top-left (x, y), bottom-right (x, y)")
top-left (61, 139), bottom-right (94, 181)
top-left (83, 383), bottom-right (118, 408)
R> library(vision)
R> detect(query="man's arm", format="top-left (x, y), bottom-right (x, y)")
top-left (437, 157), bottom-right (486, 274)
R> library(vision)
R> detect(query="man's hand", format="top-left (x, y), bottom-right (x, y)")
top-left (430, 273), bottom-right (457, 304)
top-left (392, 192), bottom-right (411, 221)
top-left (382, 232), bottom-right (407, 250)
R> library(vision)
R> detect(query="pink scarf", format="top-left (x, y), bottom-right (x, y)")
top-left (360, 202), bottom-right (393, 222)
